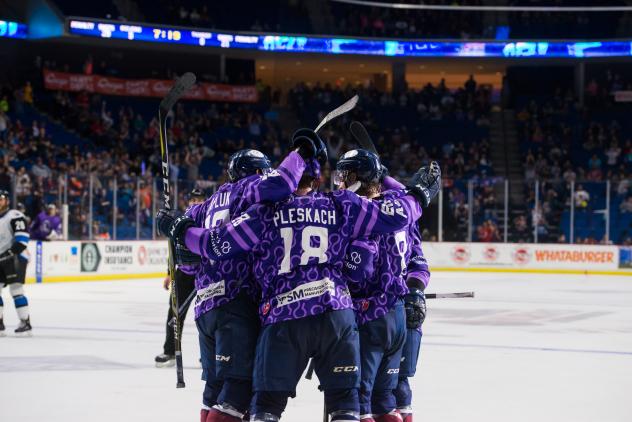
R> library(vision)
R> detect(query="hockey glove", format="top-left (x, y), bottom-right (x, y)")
top-left (174, 241), bottom-right (201, 266)
top-left (291, 128), bottom-right (328, 163)
top-left (407, 161), bottom-right (441, 208)
top-left (156, 209), bottom-right (196, 244)
top-left (404, 288), bottom-right (426, 330)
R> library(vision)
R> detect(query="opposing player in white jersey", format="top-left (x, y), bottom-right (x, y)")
top-left (0, 189), bottom-right (32, 336)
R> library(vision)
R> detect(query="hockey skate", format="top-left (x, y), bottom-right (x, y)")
top-left (14, 318), bottom-right (32, 336)
top-left (155, 353), bottom-right (175, 367)
top-left (0, 318), bottom-right (5, 337)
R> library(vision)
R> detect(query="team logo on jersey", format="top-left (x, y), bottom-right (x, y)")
top-left (221, 241), bottom-right (232, 254)
top-left (350, 251), bottom-right (362, 264)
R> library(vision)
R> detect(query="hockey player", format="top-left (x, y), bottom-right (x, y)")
top-left (0, 190), bottom-right (32, 336)
top-left (157, 133), bottom-right (439, 422)
top-left (175, 145), bottom-right (312, 422)
top-left (394, 224), bottom-right (429, 422)
top-left (155, 188), bottom-right (207, 368)
top-left (337, 152), bottom-right (439, 422)
top-left (29, 203), bottom-right (62, 241)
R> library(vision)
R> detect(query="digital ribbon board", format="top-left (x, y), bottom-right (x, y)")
top-left (67, 18), bottom-right (632, 58)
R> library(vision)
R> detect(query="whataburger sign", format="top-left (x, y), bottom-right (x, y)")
top-left (422, 242), bottom-right (625, 273)
top-left (42, 70), bottom-right (258, 103)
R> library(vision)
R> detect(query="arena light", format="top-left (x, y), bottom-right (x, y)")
top-left (0, 20), bottom-right (27, 39)
top-left (330, 0), bottom-right (632, 12)
top-left (67, 18), bottom-right (632, 58)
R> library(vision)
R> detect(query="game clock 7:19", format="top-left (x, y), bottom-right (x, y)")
top-left (153, 29), bottom-right (182, 41)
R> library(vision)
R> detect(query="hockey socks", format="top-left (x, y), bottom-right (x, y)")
top-left (10, 284), bottom-right (29, 320)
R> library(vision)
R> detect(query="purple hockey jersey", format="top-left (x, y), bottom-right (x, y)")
top-left (344, 176), bottom-right (431, 326)
top-left (184, 188), bottom-right (422, 325)
top-left (29, 212), bottom-right (62, 241)
top-left (184, 151), bottom-right (306, 319)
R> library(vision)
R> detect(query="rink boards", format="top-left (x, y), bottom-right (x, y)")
top-left (22, 240), bottom-right (632, 283)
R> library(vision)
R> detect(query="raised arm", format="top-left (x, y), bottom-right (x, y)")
top-left (243, 151), bottom-right (306, 205)
top-left (344, 190), bottom-right (422, 239)
top-left (182, 207), bottom-right (264, 261)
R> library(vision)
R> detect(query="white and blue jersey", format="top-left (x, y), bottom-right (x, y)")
top-left (0, 209), bottom-right (30, 261)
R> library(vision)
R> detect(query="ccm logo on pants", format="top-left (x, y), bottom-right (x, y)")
top-left (333, 366), bottom-right (358, 373)
top-left (216, 355), bottom-right (231, 362)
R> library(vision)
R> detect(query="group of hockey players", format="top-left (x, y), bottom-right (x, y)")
top-left (155, 127), bottom-right (441, 422)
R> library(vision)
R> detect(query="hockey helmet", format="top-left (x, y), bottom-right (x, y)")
top-left (334, 149), bottom-right (383, 190)
top-left (227, 149), bottom-right (272, 182)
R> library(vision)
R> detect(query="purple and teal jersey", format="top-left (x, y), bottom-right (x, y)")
top-left (184, 151), bottom-right (306, 320)
top-left (344, 176), bottom-right (431, 326)
top-left (29, 212), bottom-right (62, 241)
top-left (184, 189), bottom-right (422, 325)
top-left (344, 217), bottom-right (420, 326)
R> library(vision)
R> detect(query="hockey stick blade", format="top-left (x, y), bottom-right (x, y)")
top-left (349, 120), bottom-right (378, 155)
top-left (314, 94), bottom-right (359, 133)
top-left (426, 292), bottom-right (475, 299)
top-left (159, 72), bottom-right (197, 113)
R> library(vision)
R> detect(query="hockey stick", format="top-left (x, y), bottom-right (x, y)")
top-left (314, 95), bottom-right (359, 133)
top-left (158, 72), bottom-right (197, 389)
top-left (349, 120), bottom-right (378, 155)
top-left (426, 291), bottom-right (475, 299)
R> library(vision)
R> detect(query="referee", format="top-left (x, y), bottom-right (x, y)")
top-left (155, 188), bottom-right (206, 367)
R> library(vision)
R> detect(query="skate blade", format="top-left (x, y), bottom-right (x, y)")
top-left (155, 360), bottom-right (176, 368)
top-left (14, 331), bottom-right (33, 337)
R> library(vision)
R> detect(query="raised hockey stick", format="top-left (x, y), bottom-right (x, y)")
top-left (426, 291), bottom-right (475, 299)
top-left (158, 72), bottom-right (196, 389)
top-left (349, 120), bottom-right (378, 154)
top-left (314, 95), bottom-right (359, 133)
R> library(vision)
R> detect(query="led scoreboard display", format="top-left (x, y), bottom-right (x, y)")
top-left (68, 19), bottom-right (632, 58)
top-left (0, 20), bottom-right (27, 39)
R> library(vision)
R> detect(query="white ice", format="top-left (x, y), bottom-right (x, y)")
top-left (1, 272), bottom-right (631, 422)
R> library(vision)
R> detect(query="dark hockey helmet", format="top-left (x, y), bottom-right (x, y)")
top-left (334, 149), bottom-right (383, 188)
top-left (227, 149), bottom-right (272, 182)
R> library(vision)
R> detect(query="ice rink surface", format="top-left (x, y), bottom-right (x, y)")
top-left (1, 272), bottom-right (631, 422)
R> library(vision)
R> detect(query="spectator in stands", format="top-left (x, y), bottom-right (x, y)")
top-left (30, 204), bottom-right (62, 241)
top-left (574, 184), bottom-right (590, 209)
top-left (15, 167), bottom-right (31, 197)
top-left (477, 220), bottom-right (500, 242)
top-left (30, 157), bottom-right (52, 179)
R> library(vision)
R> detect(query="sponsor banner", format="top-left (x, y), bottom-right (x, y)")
top-left (424, 242), bottom-right (623, 272)
top-left (81, 241), bottom-right (169, 274)
top-left (25, 241), bottom-right (168, 282)
top-left (43, 70), bottom-right (258, 103)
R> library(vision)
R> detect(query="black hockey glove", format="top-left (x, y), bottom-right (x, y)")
top-left (174, 241), bottom-right (201, 266)
top-left (407, 161), bottom-right (441, 208)
top-left (156, 209), bottom-right (195, 244)
top-left (291, 128), bottom-right (328, 163)
top-left (404, 288), bottom-right (427, 330)
top-left (0, 249), bottom-right (15, 264)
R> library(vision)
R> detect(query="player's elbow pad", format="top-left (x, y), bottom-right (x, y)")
top-left (11, 242), bottom-right (27, 255)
